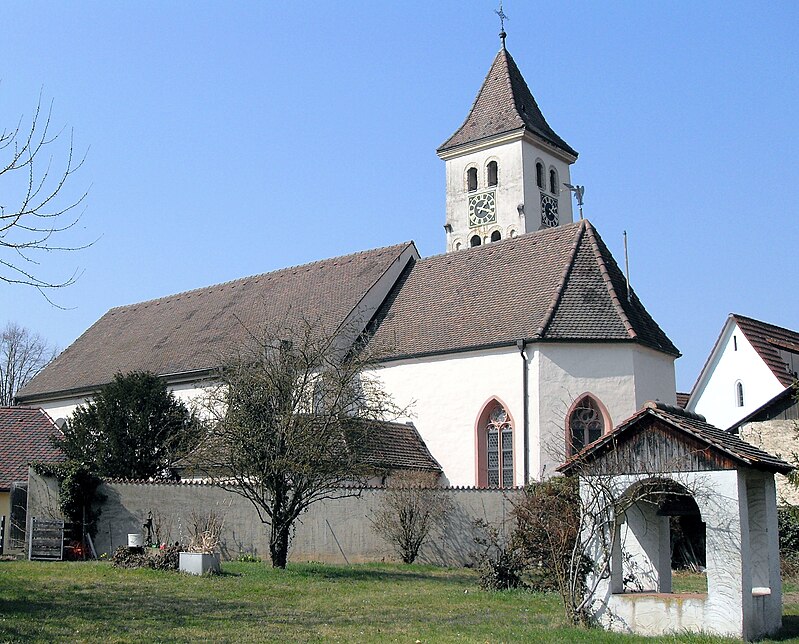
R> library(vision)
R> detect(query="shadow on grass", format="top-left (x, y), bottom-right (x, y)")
top-left (283, 562), bottom-right (475, 586)
top-left (768, 614), bottom-right (799, 641)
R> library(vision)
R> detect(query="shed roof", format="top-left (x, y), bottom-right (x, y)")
top-left (558, 401), bottom-right (793, 475)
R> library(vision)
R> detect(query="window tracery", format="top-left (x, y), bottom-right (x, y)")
top-left (568, 396), bottom-right (605, 456)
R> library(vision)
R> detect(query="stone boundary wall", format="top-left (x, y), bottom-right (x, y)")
top-left (740, 419), bottom-right (799, 505)
top-left (26, 469), bottom-right (521, 566)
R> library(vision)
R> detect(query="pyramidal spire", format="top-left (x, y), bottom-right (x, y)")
top-left (437, 47), bottom-right (577, 158)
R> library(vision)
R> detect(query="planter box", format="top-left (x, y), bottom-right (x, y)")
top-left (179, 552), bottom-right (221, 576)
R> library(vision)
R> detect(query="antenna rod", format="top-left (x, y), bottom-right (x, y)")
top-left (623, 230), bottom-right (631, 302)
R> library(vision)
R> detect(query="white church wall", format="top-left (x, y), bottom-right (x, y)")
top-left (373, 347), bottom-right (525, 487)
top-left (38, 395), bottom-right (92, 424)
top-left (537, 344), bottom-right (641, 476)
top-left (690, 321), bottom-right (783, 429)
top-left (631, 345), bottom-right (677, 409)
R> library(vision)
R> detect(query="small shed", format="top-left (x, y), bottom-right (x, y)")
top-left (559, 401), bottom-right (793, 641)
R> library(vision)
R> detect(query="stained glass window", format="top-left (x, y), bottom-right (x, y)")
top-left (486, 404), bottom-right (513, 488)
top-left (569, 397), bottom-right (604, 456)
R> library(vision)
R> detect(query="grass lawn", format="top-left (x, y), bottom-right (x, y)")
top-left (1, 561), bottom-right (798, 643)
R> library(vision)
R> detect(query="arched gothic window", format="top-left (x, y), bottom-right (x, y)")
top-left (568, 396), bottom-right (605, 456)
top-left (470, 234), bottom-right (481, 247)
top-left (490, 230), bottom-right (501, 242)
top-left (467, 167), bottom-right (478, 192)
top-left (736, 381), bottom-right (745, 407)
top-left (487, 161), bottom-right (498, 187)
top-left (536, 162), bottom-right (544, 189)
top-left (549, 167), bottom-right (558, 194)
top-left (476, 400), bottom-right (514, 488)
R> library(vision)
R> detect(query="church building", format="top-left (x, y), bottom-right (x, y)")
top-left (16, 37), bottom-right (679, 487)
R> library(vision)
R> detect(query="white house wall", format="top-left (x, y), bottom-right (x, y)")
top-left (690, 322), bottom-right (784, 429)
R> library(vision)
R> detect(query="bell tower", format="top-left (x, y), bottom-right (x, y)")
top-left (437, 36), bottom-right (578, 252)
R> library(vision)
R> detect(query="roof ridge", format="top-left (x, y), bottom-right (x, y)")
top-left (106, 241), bottom-right (415, 313)
top-left (583, 221), bottom-right (637, 340)
top-left (732, 313), bottom-right (799, 338)
top-left (535, 220), bottom-right (586, 338)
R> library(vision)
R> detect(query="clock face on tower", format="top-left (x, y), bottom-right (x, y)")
top-left (468, 191), bottom-right (496, 227)
top-left (540, 192), bottom-right (559, 228)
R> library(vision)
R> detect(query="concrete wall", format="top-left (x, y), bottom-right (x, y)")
top-left (26, 469), bottom-right (520, 566)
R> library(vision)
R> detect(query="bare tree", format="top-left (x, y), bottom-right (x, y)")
top-left (1, 92), bottom-right (89, 294)
top-left (0, 321), bottom-right (56, 405)
top-left (196, 317), bottom-right (402, 568)
top-left (371, 471), bottom-right (450, 564)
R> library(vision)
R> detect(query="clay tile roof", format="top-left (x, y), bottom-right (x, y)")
top-left (358, 420), bottom-right (442, 472)
top-left (675, 392), bottom-right (690, 409)
top-left (438, 47), bottom-right (577, 158)
top-left (559, 401), bottom-right (793, 475)
top-left (732, 314), bottom-right (799, 387)
top-left (17, 243), bottom-right (415, 401)
top-left (368, 221), bottom-right (678, 360)
top-left (0, 407), bottom-right (64, 490)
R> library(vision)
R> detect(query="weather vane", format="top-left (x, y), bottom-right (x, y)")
top-left (564, 183), bottom-right (585, 220)
top-left (495, 1), bottom-right (508, 45)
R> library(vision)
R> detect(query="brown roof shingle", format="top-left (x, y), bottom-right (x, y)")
top-left (733, 314), bottom-right (799, 388)
top-left (0, 407), bottom-right (64, 489)
top-left (18, 243), bottom-right (415, 400)
top-left (438, 46), bottom-right (577, 157)
top-left (368, 221), bottom-right (678, 360)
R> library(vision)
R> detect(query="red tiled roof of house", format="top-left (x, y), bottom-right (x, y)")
top-left (676, 393), bottom-right (690, 409)
top-left (0, 407), bottom-right (64, 490)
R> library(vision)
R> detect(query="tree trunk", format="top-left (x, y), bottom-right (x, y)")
top-left (270, 521), bottom-right (291, 569)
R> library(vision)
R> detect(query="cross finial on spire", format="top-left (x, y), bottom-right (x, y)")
top-left (495, 1), bottom-right (508, 47)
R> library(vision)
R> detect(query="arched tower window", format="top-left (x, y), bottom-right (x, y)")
top-left (490, 230), bottom-right (501, 242)
top-left (476, 400), bottom-right (514, 488)
top-left (568, 395), bottom-right (606, 456)
top-left (467, 167), bottom-right (478, 192)
top-left (536, 162), bottom-right (544, 189)
top-left (736, 381), bottom-right (745, 407)
top-left (487, 161), bottom-right (498, 187)
top-left (470, 234), bottom-right (481, 247)
top-left (549, 167), bottom-right (558, 194)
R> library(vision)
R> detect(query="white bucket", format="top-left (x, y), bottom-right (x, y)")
top-left (127, 533), bottom-right (143, 548)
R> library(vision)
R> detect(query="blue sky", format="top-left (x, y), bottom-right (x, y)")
top-left (0, 1), bottom-right (797, 393)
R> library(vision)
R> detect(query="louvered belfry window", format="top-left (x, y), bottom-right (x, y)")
top-left (569, 397), bottom-right (604, 456)
top-left (486, 404), bottom-right (513, 488)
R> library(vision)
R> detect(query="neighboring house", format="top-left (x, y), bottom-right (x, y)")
top-left (686, 314), bottom-right (799, 430)
top-left (15, 40), bottom-right (679, 487)
top-left (730, 386), bottom-right (799, 504)
top-left (0, 407), bottom-right (64, 550)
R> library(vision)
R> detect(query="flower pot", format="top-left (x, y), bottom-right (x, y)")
top-left (179, 551), bottom-right (221, 576)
